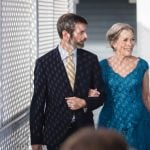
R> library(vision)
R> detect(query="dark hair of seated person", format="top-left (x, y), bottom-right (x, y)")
top-left (60, 127), bottom-right (128, 150)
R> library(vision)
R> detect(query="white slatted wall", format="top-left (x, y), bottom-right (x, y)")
top-left (0, 0), bottom-right (76, 149)
top-left (0, 0), bottom-right (37, 149)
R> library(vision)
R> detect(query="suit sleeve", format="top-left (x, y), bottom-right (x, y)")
top-left (84, 55), bottom-right (105, 110)
top-left (30, 59), bottom-right (47, 144)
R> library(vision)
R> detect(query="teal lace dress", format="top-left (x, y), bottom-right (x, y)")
top-left (98, 58), bottom-right (150, 150)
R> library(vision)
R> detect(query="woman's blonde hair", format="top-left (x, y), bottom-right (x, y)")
top-left (106, 23), bottom-right (134, 50)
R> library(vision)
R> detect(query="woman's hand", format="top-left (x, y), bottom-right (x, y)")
top-left (88, 88), bottom-right (100, 97)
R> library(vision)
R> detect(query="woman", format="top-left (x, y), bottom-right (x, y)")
top-left (89, 23), bottom-right (150, 150)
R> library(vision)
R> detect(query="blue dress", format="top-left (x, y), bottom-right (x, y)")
top-left (98, 58), bottom-right (150, 150)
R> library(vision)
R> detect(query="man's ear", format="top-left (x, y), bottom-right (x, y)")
top-left (62, 30), bottom-right (70, 40)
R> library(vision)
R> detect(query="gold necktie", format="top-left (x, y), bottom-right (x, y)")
top-left (65, 52), bottom-right (75, 90)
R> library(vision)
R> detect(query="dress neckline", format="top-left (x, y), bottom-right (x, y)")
top-left (105, 57), bottom-right (141, 78)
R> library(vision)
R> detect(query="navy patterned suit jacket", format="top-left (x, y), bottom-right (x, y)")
top-left (30, 47), bottom-right (104, 148)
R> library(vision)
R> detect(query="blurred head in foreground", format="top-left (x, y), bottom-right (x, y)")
top-left (60, 127), bottom-right (128, 150)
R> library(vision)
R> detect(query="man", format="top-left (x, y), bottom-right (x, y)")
top-left (30, 13), bottom-right (104, 150)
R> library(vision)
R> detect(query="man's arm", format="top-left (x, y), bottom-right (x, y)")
top-left (84, 55), bottom-right (105, 110)
top-left (142, 70), bottom-right (150, 111)
top-left (65, 56), bottom-right (105, 111)
top-left (30, 59), bottom-right (47, 145)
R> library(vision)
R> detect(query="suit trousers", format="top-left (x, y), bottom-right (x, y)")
top-left (47, 122), bottom-right (79, 150)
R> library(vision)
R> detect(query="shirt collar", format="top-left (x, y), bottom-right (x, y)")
top-left (58, 44), bottom-right (77, 61)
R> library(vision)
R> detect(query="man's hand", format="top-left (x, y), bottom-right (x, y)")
top-left (65, 97), bottom-right (86, 110)
top-left (32, 144), bottom-right (42, 150)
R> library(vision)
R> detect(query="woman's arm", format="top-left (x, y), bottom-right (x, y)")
top-left (142, 69), bottom-right (150, 111)
top-left (88, 89), bottom-right (100, 97)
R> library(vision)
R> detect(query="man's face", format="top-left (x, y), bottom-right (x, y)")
top-left (69, 23), bottom-right (88, 48)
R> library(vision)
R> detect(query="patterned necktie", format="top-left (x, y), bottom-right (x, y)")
top-left (65, 52), bottom-right (75, 90)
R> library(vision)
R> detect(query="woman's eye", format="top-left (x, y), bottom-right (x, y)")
top-left (123, 39), bottom-right (128, 42)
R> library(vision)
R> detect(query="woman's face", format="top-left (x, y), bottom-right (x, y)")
top-left (113, 29), bottom-right (135, 56)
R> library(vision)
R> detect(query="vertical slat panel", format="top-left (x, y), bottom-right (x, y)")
top-left (1, 0), bottom-right (31, 127)
top-left (0, 0), bottom-right (37, 149)
top-left (0, 0), bottom-right (2, 129)
top-left (38, 0), bottom-right (54, 57)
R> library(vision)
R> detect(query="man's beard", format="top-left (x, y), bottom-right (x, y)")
top-left (69, 38), bottom-right (86, 49)
top-left (76, 42), bottom-right (84, 48)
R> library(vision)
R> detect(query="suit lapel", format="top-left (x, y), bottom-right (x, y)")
top-left (74, 49), bottom-right (83, 92)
